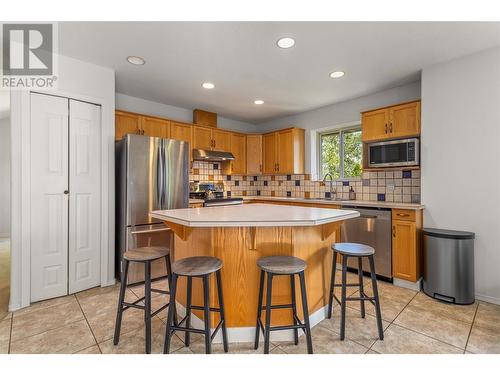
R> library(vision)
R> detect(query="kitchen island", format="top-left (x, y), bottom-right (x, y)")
top-left (151, 204), bottom-right (359, 341)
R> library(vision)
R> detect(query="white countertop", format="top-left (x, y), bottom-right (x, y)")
top-left (151, 203), bottom-right (360, 228)
top-left (241, 196), bottom-right (424, 210)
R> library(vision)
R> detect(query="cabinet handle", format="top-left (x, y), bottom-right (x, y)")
top-left (259, 164), bottom-right (262, 172)
top-left (142, 129), bottom-right (145, 135)
top-left (392, 225), bottom-right (396, 237)
top-left (389, 122), bottom-right (393, 133)
top-left (397, 213), bottom-right (410, 217)
top-left (277, 163), bottom-right (279, 172)
top-left (385, 124), bottom-right (388, 133)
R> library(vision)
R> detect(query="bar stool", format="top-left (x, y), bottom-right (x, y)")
top-left (327, 243), bottom-right (384, 341)
top-left (254, 255), bottom-right (313, 354)
top-left (163, 256), bottom-right (228, 354)
top-left (113, 246), bottom-right (177, 354)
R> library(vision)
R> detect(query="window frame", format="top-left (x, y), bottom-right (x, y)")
top-left (317, 124), bottom-right (362, 181)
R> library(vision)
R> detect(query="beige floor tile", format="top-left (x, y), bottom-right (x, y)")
top-left (366, 349), bottom-right (380, 354)
top-left (76, 284), bottom-right (120, 300)
top-left (407, 293), bottom-right (477, 324)
top-left (129, 279), bottom-right (170, 299)
top-left (76, 345), bottom-right (101, 354)
top-left (473, 302), bottom-right (500, 331)
top-left (319, 306), bottom-right (389, 347)
top-left (278, 325), bottom-right (367, 354)
top-left (99, 317), bottom-right (184, 354)
top-left (10, 320), bottom-right (96, 354)
top-left (2, 312), bottom-right (12, 321)
top-left (0, 317), bottom-right (11, 353)
top-left (347, 293), bottom-right (411, 323)
top-left (171, 346), bottom-right (194, 354)
top-left (189, 339), bottom-right (275, 354)
top-left (466, 324), bottom-right (500, 354)
top-left (394, 304), bottom-right (471, 348)
top-left (86, 302), bottom-right (146, 343)
top-left (11, 300), bottom-right (84, 342)
top-left (77, 287), bottom-right (135, 318)
top-left (13, 295), bottom-right (76, 317)
top-left (270, 346), bottom-right (288, 354)
top-left (372, 324), bottom-right (463, 354)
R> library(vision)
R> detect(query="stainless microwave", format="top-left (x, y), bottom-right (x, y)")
top-left (368, 138), bottom-right (419, 168)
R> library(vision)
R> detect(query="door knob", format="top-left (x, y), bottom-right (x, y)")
top-left (64, 190), bottom-right (69, 195)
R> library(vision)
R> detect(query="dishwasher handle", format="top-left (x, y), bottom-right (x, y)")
top-left (359, 214), bottom-right (378, 219)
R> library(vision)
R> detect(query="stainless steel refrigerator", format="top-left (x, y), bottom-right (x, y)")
top-left (116, 134), bottom-right (189, 284)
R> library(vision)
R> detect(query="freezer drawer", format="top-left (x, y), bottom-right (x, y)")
top-left (123, 223), bottom-right (173, 284)
top-left (340, 207), bottom-right (392, 279)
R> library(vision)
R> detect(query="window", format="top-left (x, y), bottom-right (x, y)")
top-left (319, 127), bottom-right (362, 179)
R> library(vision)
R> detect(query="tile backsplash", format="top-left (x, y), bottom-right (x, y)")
top-left (190, 161), bottom-right (420, 203)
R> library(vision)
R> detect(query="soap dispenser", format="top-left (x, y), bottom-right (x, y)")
top-left (349, 186), bottom-right (356, 200)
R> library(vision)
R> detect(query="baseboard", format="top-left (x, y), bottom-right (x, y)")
top-left (475, 293), bottom-right (500, 305)
top-left (393, 277), bottom-right (422, 291)
top-left (175, 301), bottom-right (328, 343)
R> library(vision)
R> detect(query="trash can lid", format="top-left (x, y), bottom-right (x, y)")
top-left (423, 228), bottom-right (475, 240)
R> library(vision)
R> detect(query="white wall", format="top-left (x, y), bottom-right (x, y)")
top-left (10, 54), bottom-right (116, 310)
top-left (116, 93), bottom-right (258, 133)
top-left (257, 81), bottom-right (421, 177)
top-left (0, 117), bottom-right (10, 236)
top-left (421, 47), bottom-right (500, 304)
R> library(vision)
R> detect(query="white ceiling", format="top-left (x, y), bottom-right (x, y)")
top-left (58, 22), bottom-right (500, 123)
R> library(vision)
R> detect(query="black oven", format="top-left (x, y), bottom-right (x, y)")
top-left (368, 138), bottom-right (419, 168)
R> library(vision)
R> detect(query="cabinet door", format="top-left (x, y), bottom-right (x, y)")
top-left (228, 133), bottom-right (246, 174)
top-left (361, 109), bottom-right (389, 142)
top-left (392, 220), bottom-right (417, 281)
top-left (170, 121), bottom-right (192, 143)
top-left (115, 111), bottom-right (140, 140)
top-left (193, 126), bottom-right (213, 150)
top-left (30, 93), bottom-right (69, 302)
top-left (277, 129), bottom-right (294, 174)
top-left (141, 116), bottom-right (169, 138)
top-left (246, 134), bottom-right (262, 175)
top-left (212, 129), bottom-right (232, 151)
top-left (389, 101), bottom-right (420, 138)
top-left (263, 132), bottom-right (277, 174)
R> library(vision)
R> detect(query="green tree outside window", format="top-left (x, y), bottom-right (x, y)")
top-left (320, 128), bottom-right (362, 179)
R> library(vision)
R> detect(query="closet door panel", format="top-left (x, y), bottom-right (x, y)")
top-left (30, 93), bottom-right (69, 302)
top-left (68, 100), bottom-right (102, 293)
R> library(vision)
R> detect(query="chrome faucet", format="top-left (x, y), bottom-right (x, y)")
top-left (323, 173), bottom-right (336, 200)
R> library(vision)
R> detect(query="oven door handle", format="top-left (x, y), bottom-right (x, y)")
top-left (130, 228), bottom-right (172, 235)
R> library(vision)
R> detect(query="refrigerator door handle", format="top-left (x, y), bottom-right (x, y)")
top-left (157, 140), bottom-right (164, 209)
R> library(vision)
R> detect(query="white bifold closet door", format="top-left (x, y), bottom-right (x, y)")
top-left (30, 93), bottom-right (101, 302)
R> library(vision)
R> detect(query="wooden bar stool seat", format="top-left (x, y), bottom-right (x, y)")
top-left (114, 246), bottom-right (177, 354)
top-left (254, 255), bottom-right (313, 354)
top-left (328, 242), bottom-right (384, 341)
top-left (164, 256), bottom-right (228, 354)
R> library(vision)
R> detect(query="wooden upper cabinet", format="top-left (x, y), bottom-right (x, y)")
top-left (212, 129), bottom-right (231, 152)
top-left (246, 134), bottom-right (263, 175)
top-left (361, 108), bottom-right (389, 142)
top-left (361, 100), bottom-right (421, 142)
top-left (389, 101), bottom-right (421, 139)
top-left (224, 133), bottom-right (246, 175)
top-left (192, 126), bottom-right (213, 149)
top-left (170, 121), bottom-right (192, 143)
top-left (115, 111), bottom-right (140, 140)
top-left (141, 116), bottom-right (170, 138)
top-left (263, 132), bottom-right (278, 174)
top-left (263, 128), bottom-right (304, 175)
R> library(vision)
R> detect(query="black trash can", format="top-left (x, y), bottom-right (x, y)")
top-left (423, 228), bottom-right (475, 305)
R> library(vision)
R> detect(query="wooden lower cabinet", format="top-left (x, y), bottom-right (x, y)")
top-left (392, 209), bottom-right (422, 282)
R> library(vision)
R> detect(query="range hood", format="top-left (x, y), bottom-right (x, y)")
top-left (192, 148), bottom-right (235, 161)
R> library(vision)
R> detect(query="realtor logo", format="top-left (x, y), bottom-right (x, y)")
top-left (1, 23), bottom-right (58, 89)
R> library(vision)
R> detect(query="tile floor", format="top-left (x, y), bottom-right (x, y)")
top-left (1, 273), bottom-right (499, 354)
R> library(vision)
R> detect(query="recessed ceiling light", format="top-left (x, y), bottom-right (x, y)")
top-left (254, 99), bottom-right (264, 105)
top-left (202, 82), bottom-right (215, 89)
top-left (329, 71), bottom-right (345, 79)
top-left (126, 56), bottom-right (146, 65)
top-left (277, 37), bottom-right (295, 49)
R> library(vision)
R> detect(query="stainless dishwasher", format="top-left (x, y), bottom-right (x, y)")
top-left (341, 206), bottom-right (392, 279)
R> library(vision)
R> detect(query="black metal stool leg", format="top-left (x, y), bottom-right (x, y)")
top-left (298, 271), bottom-right (313, 354)
top-left (263, 272), bottom-right (273, 354)
top-left (290, 274), bottom-right (299, 345)
top-left (216, 270), bottom-right (229, 352)
top-left (163, 273), bottom-right (178, 354)
top-left (113, 259), bottom-right (129, 345)
top-left (202, 275), bottom-right (212, 354)
top-left (254, 270), bottom-right (265, 350)
top-left (165, 255), bottom-right (178, 327)
top-left (358, 257), bottom-right (366, 318)
top-left (327, 251), bottom-right (338, 319)
top-left (144, 261), bottom-right (152, 354)
top-left (185, 276), bottom-right (193, 346)
top-left (369, 255), bottom-right (384, 340)
top-left (340, 255), bottom-right (348, 340)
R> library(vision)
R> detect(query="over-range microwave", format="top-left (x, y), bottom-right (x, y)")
top-left (368, 138), bottom-right (419, 168)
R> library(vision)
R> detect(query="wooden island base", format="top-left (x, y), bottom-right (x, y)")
top-left (165, 221), bottom-right (341, 334)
